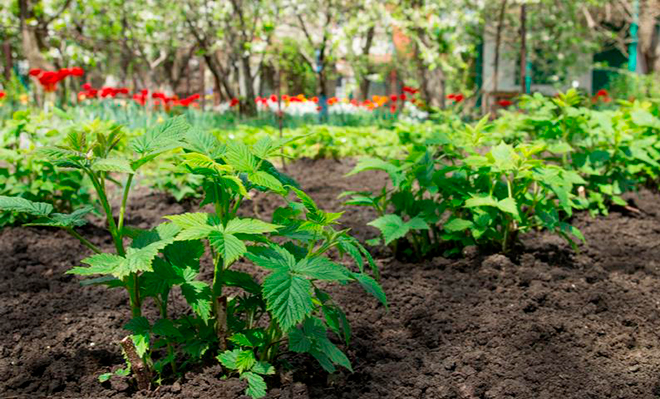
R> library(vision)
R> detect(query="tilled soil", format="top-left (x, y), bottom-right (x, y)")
top-left (3, 159), bottom-right (660, 399)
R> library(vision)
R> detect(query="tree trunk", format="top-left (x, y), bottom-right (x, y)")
top-left (493, 0), bottom-right (509, 93)
top-left (520, 4), bottom-right (527, 93)
top-left (240, 55), bottom-right (257, 115)
top-left (3, 40), bottom-right (11, 81)
top-left (19, 0), bottom-right (52, 70)
top-left (202, 52), bottom-right (234, 102)
top-left (359, 26), bottom-right (376, 101)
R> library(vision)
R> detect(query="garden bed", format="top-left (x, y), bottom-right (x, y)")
top-left (2, 158), bottom-right (660, 398)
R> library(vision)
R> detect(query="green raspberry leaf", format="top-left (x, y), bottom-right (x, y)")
top-left (262, 270), bottom-right (313, 331)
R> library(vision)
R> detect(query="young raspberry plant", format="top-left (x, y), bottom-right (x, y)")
top-left (0, 118), bottom-right (386, 398)
top-left (163, 129), bottom-right (386, 397)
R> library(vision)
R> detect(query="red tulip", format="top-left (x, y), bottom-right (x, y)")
top-left (400, 93), bottom-right (407, 101)
top-left (447, 93), bottom-right (456, 100)
top-left (141, 89), bottom-right (148, 96)
top-left (70, 67), bottom-right (85, 77)
top-left (270, 94), bottom-right (277, 102)
top-left (29, 68), bottom-right (42, 77)
top-left (0, 91), bottom-right (5, 99)
top-left (596, 89), bottom-right (608, 97)
top-left (311, 96), bottom-right (319, 103)
top-left (390, 104), bottom-right (397, 113)
top-left (82, 83), bottom-right (92, 90)
top-left (230, 98), bottom-right (239, 107)
top-left (390, 94), bottom-right (398, 102)
top-left (454, 94), bottom-right (464, 103)
top-left (498, 99), bottom-right (513, 107)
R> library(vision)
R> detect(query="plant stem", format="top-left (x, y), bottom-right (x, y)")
top-left (130, 273), bottom-right (141, 318)
top-left (65, 228), bottom-right (102, 254)
top-left (117, 174), bottom-right (135, 235)
top-left (87, 170), bottom-right (124, 256)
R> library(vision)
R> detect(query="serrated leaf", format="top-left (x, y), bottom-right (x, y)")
top-left (92, 157), bottom-right (134, 174)
top-left (288, 328), bottom-right (312, 353)
top-left (346, 157), bottom-right (402, 186)
top-left (125, 316), bottom-right (150, 335)
top-left (287, 186), bottom-right (318, 214)
top-left (217, 348), bottom-right (240, 369)
top-left (131, 115), bottom-right (189, 156)
top-left (183, 127), bottom-right (224, 158)
top-left (209, 232), bottom-right (246, 267)
top-left (489, 142), bottom-right (517, 171)
top-left (26, 206), bottom-right (95, 228)
top-left (221, 175), bottom-right (250, 197)
top-left (247, 245), bottom-right (296, 270)
top-left (242, 371), bottom-right (267, 399)
top-left (263, 270), bottom-right (313, 331)
top-left (181, 280), bottom-right (213, 321)
top-left (496, 197), bottom-right (520, 220)
top-left (69, 253), bottom-right (124, 276)
top-left (353, 273), bottom-right (388, 309)
top-left (317, 338), bottom-right (353, 372)
top-left (323, 304), bottom-right (351, 344)
top-left (251, 137), bottom-right (275, 159)
top-left (293, 257), bottom-right (350, 281)
top-left (368, 214), bottom-right (429, 245)
top-left (464, 195), bottom-right (499, 208)
top-left (368, 214), bottom-right (405, 245)
top-left (444, 218), bottom-right (473, 233)
top-left (310, 348), bottom-right (335, 373)
top-left (225, 218), bottom-right (280, 235)
top-left (118, 238), bottom-right (174, 279)
top-left (229, 332), bottom-right (257, 348)
top-left (251, 361), bottom-right (275, 375)
top-left (248, 171), bottom-right (285, 193)
top-left (166, 213), bottom-right (216, 240)
top-left (235, 350), bottom-right (256, 373)
top-left (153, 319), bottom-right (182, 339)
top-left (224, 141), bottom-right (258, 172)
top-left (222, 270), bottom-right (261, 294)
top-left (165, 212), bottom-right (211, 228)
top-left (181, 152), bottom-right (232, 173)
top-left (0, 196), bottom-right (53, 217)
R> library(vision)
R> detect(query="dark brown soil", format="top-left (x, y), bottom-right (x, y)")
top-left (3, 158), bottom-right (660, 399)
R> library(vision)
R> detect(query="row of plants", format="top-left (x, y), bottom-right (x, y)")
top-left (0, 116), bottom-right (386, 397)
top-left (0, 108), bottom-right (432, 221)
top-left (347, 90), bottom-right (660, 259)
top-left (2, 89), bottom-right (660, 396)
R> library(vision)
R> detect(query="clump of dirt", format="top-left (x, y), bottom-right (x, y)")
top-left (3, 159), bottom-right (660, 398)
